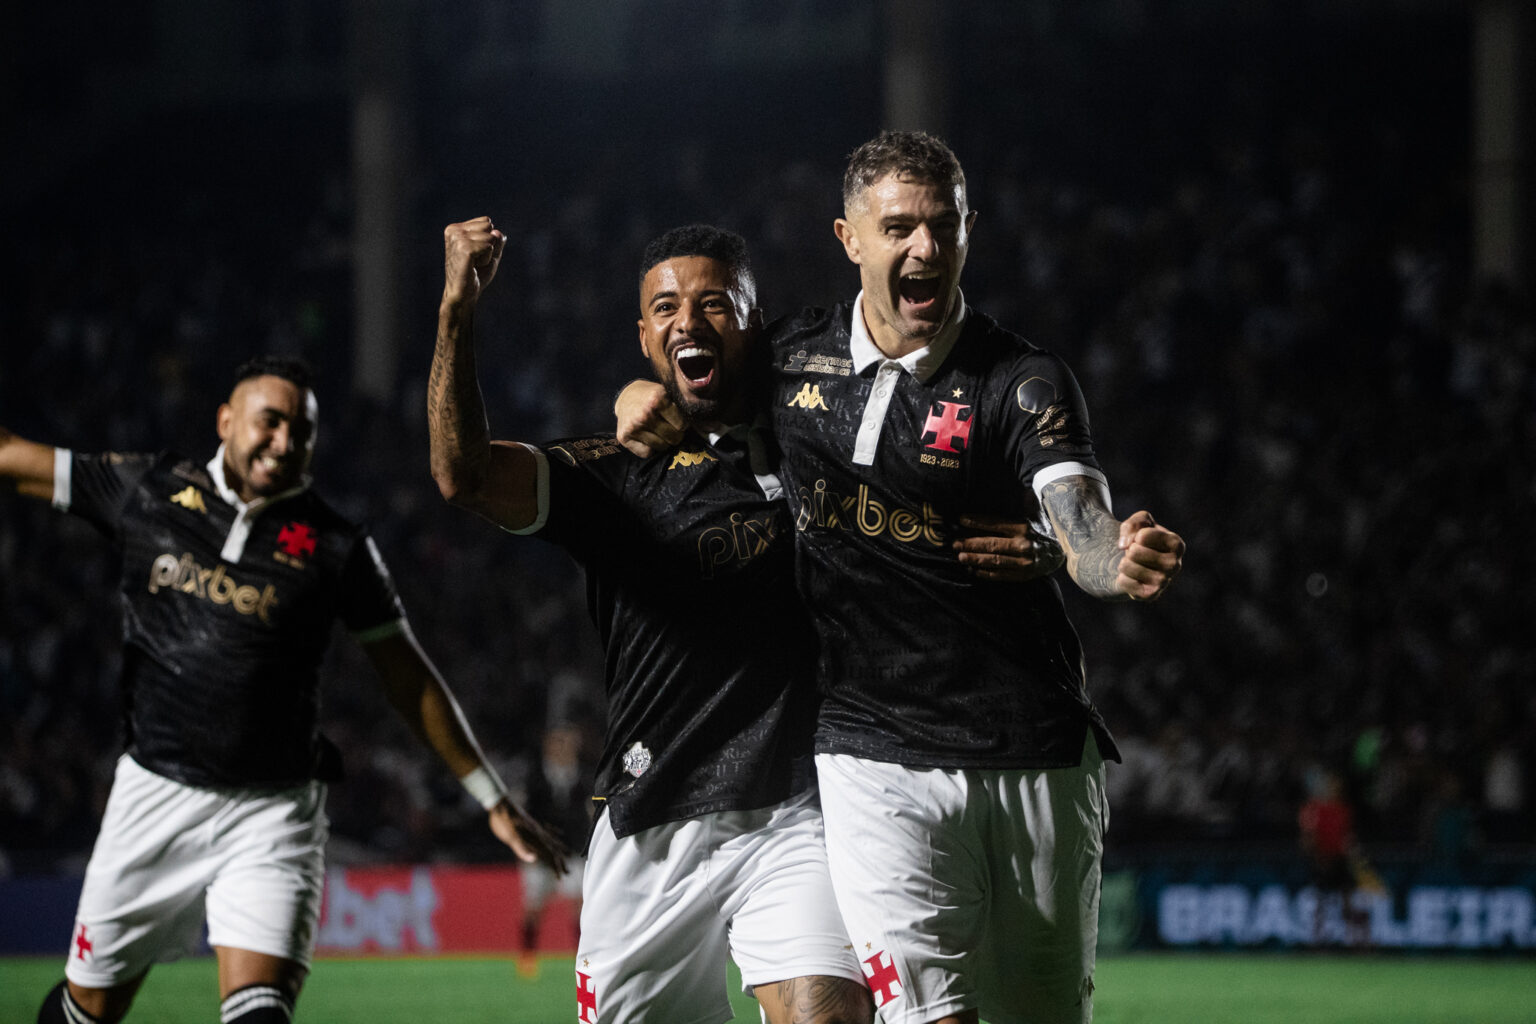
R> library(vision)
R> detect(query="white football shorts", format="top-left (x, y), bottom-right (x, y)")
top-left (574, 787), bottom-right (865, 1024)
top-left (65, 754), bottom-right (328, 988)
top-left (816, 736), bottom-right (1108, 1024)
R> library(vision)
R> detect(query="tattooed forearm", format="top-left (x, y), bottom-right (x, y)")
top-left (757, 974), bottom-right (874, 1024)
top-left (427, 304), bottom-right (492, 500)
top-left (1041, 477), bottom-right (1127, 600)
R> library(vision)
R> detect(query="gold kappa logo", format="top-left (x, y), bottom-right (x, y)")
top-left (786, 383), bottom-right (829, 411)
top-left (169, 486), bottom-right (207, 514)
top-left (668, 448), bottom-right (718, 470)
top-left (148, 553), bottom-right (279, 623)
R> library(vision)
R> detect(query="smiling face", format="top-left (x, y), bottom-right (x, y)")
top-left (637, 255), bottom-right (759, 431)
top-left (835, 172), bottom-right (976, 358)
top-left (216, 373), bottom-right (317, 502)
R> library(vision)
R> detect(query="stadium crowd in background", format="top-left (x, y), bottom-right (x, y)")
top-left (2, 99), bottom-right (1532, 888)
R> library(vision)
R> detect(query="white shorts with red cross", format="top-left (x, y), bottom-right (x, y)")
top-left (574, 787), bottom-right (865, 1024)
top-left (64, 754), bottom-right (328, 989)
top-left (816, 736), bottom-right (1109, 1024)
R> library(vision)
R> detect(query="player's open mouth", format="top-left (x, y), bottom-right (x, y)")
top-left (256, 454), bottom-right (290, 479)
top-left (898, 269), bottom-right (943, 312)
top-left (674, 345), bottom-right (718, 389)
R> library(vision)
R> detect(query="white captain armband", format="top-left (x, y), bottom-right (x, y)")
top-left (459, 765), bottom-right (509, 811)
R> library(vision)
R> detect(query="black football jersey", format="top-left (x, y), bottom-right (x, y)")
top-left (766, 302), bottom-right (1120, 768)
top-left (61, 450), bottom-right (405, 787)
top-left (527, 433), bottom-right (817, 840)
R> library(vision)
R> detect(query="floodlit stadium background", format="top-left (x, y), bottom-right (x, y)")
top-left (2, 0), bottom-right (1533, 971)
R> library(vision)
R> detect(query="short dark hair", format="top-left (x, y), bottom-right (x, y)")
top-left (233, 355), bottom-right (314, 391)
top-left (638, 224), bottom-right (757, 310)
top-left (842, 130), bottom-right (967, 214)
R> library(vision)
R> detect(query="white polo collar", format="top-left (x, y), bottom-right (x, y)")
top-left (847, 290), bottom-right (968, 382)
top-left (207, 444), bottom-right (310, 562)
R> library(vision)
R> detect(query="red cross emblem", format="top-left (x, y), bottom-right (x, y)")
top-left (862, 949), bottom-right (903, 1008)
top-left (73, 923), bottom-right (93, 961)
top-left (922, 401), bottom-right (973, 454)
top-left (276, 521), bottom-right (317, 559)
top-left (576, 969), bottom-right (597, 1022)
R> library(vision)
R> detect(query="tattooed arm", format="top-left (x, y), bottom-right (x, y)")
top-left (429, 216), bottom-right (540, 531)
top-left (1040, 475), bottom-right (1185, 601)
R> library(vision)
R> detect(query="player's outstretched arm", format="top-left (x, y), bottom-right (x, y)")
top-left (1039, 476), bottom-right (1184, 601)
top-left (363, 629), bottom-right (569, 874)
top-left (613, 379), bottom-right (685, 458)
top-left (429, 217), bottom-right (540, 531)
top-left (0, 426), bottom-right (58, 500)
top-left (953, 513), bottom-right (1065, 583)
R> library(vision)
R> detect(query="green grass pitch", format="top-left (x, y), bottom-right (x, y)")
top-left (3, 953), bottom-right (1534, 1023)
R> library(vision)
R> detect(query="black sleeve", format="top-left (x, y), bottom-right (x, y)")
top-left (531, 435), bottom-right (645, 563)
top-left (337, 533), bottom-right (408, 634)
top-left (1000, 351), bottom-right (1103, 488)
top-left (63, 450), bottom-right (157, 542)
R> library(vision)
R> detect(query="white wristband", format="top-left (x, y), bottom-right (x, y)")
top-left (459, 766), bottom-right (507, 810)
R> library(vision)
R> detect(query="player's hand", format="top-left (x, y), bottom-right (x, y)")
top-left (953, 514), bottom-right (1065, 582)
top-left (442, 216), bottom-right (506, 308)
top-left (615, 379), bottom-right (685, 458)
top-left (1114, 510), bottom-right (1184, 601)
top-left (488, 799), bottom-right (571, 876)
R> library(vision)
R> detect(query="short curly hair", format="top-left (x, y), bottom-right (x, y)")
top-left (637, 224), bottom-right (757, 311)
top-left (842, 130), bottom-right (968, 215)
top-left (233, 355), bottom-right (314, 391)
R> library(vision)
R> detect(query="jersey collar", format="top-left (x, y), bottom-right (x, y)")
top-left (848, 290), bottom-right (968, 382)
top-left (207, 445), bottom-right (310, 513)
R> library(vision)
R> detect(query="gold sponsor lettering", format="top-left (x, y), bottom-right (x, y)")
top-left (696, 512), bottom-right (780, 577)
top-left (145, 552), bottom-right (279, 624)
top-left (551, 437), bottom-right (625, 464)
top-left (786, 383), bottom-right (829, 411)
top-left (797, 481), bottom-right (943, 546)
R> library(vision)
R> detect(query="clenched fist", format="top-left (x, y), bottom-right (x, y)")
top-left (442, 216), bottom-right (506, 308)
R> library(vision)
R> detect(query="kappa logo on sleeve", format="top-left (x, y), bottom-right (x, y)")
top-left (169, 485), bottom-right (208, 514)
top-left (786, 382), bottom-right (830, 411)
top-left (72, 923), bottom-right (94, 962)
top-left (667, 448), bottom-right (718, 470)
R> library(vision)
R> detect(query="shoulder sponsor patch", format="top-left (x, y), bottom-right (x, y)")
top-left (549, 438), bottom-right (626, 465)
top-left (1016, 376), bottom-right (1058, 414)
top-left (785, 349), bottom-right (853, 376)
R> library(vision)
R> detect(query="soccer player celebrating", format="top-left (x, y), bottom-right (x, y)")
top-left (1, 356), bottom-right (563, 1024)
top-left (430, 218), bottom-right (876, 1024)
top-left (618, 131), bottom-right (1186, 1024)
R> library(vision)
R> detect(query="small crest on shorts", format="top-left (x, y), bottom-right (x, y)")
top-left (862, 949), bottom-right (903, 1008)
top-left (622, 741), bottom-right (652, 778)
top-left (72, 922), bottom-right (94, 963)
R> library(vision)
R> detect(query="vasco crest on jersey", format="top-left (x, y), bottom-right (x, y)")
top-left (273, 520), bottom-right (318, 569)
top-left (918, 394), bottom-right (973, 470)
